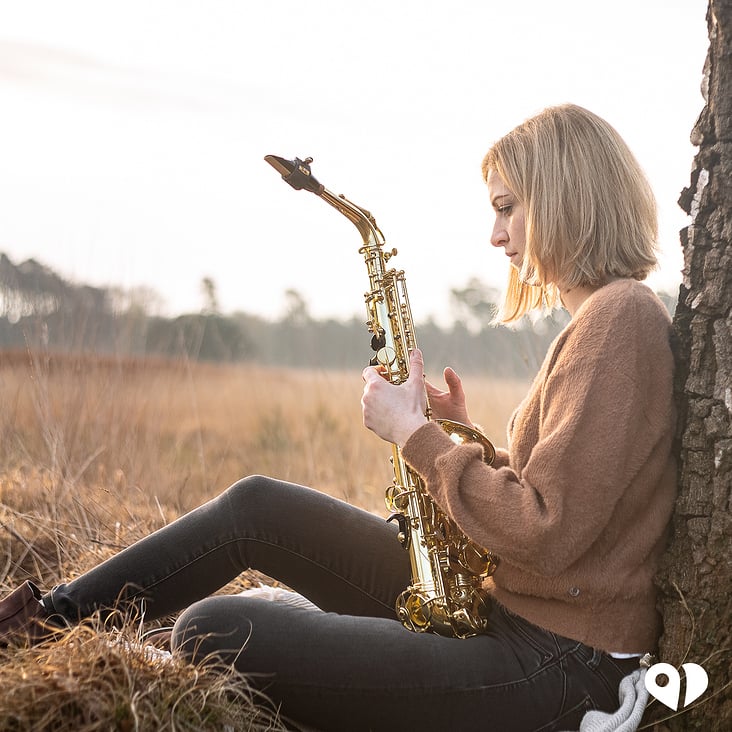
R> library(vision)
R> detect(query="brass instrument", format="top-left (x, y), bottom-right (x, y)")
top-left (265, 155), bottom-right (498, 638)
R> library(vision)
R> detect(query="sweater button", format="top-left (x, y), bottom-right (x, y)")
top-left (569, 586), bottom-right (580, 597)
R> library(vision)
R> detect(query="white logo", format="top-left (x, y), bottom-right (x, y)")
top-left (644, 662), bottom-right (709, 711)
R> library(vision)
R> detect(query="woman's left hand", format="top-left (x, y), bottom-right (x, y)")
top-left (425, 366), bottom-right (472, 426)
top-left (361, 349), bottom-right (428, 446)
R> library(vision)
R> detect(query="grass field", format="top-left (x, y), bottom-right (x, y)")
top-left (0, 349), bottom-right (528, 730)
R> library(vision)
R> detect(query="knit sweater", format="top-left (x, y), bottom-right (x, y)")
top-left (401, 279), bottom-right (677, 653)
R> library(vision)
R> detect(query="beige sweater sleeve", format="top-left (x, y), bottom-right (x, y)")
top-left (401, 282), bottom-right (675, 577)
top-left (491, 447), bottom-right (510, 469)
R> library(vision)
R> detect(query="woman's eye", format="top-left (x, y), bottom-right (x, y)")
top-left (497, 204), bottom-right (512, 215)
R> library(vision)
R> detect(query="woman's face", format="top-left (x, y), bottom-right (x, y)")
top-left (486, 169), bottom-right (526, 269)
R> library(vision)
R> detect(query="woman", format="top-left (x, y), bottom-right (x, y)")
top-left (0, 104), bottom-right (677, 731)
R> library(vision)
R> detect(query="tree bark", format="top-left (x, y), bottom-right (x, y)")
top-left (652, 1), bottom-right (732, 729)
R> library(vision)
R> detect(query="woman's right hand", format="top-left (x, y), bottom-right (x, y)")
top-left (425, 367), bottom-right (473, 426)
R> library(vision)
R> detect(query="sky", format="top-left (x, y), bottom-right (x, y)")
top-left (0, 1), bottom-right (710, 324)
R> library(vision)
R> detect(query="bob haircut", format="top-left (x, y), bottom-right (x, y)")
top-left (482, 104), bottom-right (658, 323)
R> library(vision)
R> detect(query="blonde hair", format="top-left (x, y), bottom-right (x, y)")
top-left (482, 104), bottom-right (658, 322)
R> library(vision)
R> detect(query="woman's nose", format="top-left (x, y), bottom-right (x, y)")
top-left (490, 221), bottom-right (507, 248)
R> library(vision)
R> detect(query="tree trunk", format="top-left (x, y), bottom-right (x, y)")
top-left (652, 1), bottom-right (732, 729)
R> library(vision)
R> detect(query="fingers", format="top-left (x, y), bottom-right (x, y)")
top-left (362, 364), bottom-right (387, 383)
top-left (362, 365), bottom-right (375, 382)
top-left (425, 367), bottom-right (463, 396)
top-left (443, 366), bottom-right (465, 399)
top-left (424, 378), bottom-right (442, 398)
top-left (363, 350), bottom-right (424, 384)
top-left (408, 349), bottom-right (424, 382)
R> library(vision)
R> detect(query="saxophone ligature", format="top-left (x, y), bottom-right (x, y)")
top-left (265, 154), bottom-right (498, 638)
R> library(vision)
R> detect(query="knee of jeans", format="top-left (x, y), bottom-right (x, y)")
top-left (225, 475), bottom-right (280, 512)
top-left (172, 597), bottom-right (253, 667)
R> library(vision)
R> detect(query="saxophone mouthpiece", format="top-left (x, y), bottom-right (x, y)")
top-left (264, 154), bottom-right (324, 195)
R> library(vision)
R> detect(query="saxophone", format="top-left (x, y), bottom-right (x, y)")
top-left (265, 155), bottom-right (498, 638)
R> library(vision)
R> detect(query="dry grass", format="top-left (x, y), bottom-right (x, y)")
top-left (0, 625), bottom-right (284, 731)
top-left (0, 349), bottom-right (528, 730)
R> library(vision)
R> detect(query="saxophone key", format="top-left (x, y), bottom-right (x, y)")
top-left (386, 513), bottom-right (411, 549)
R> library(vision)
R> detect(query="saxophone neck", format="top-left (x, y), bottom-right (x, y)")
top-left (267, 152), bottom-right (408, 383)
top-left (320, 190), bottom-right (385, 249)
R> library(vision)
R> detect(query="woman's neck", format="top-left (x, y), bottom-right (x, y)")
top-left (559, 277), bottom-right (624, 317)
top-left (560, 285), bottom-right (599, 317)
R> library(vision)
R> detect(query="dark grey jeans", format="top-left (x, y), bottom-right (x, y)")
top-left (47, 476), bottom-right (636, 731)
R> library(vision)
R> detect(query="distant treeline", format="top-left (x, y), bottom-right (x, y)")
top-left (0, 253), bottom-right (677, 379)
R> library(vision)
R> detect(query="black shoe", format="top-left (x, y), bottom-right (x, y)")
top-left (0, 580), bottom-right (61, 647)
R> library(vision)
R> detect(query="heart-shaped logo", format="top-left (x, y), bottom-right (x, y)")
top-left (644, 662), bottom-right (709, 711)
